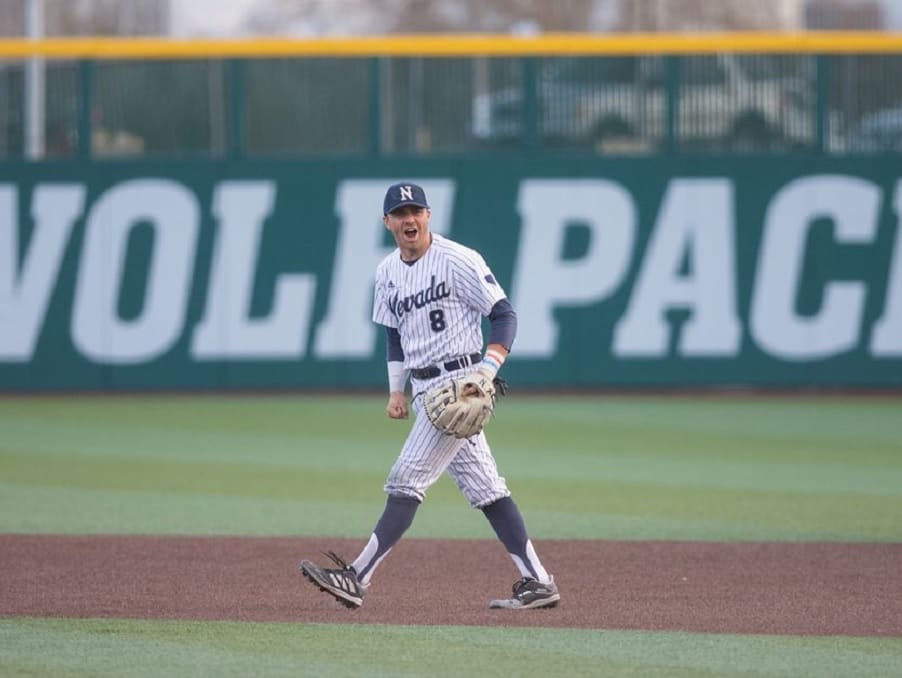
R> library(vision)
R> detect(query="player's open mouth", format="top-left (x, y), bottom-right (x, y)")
top-left (403, 227), bottom-right (418, 239)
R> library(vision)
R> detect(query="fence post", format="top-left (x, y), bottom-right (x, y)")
top-left (369, 57), bottom-right (382, 157)
top-left (77, 60), bottom-right (93, 160)
top-left (815, 54), bottom-right (830, 153)
top-left (227, 59), bottom-right (245, 159)
top-left (522, 57), bottom-right (538, 149)
top-left (665, 55), bottom-right (680, 154)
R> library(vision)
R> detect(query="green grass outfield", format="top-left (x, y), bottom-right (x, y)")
top-left (3, 618), bottom-right (901, 678)
top-left (2, 394), bottom-right (901, 677)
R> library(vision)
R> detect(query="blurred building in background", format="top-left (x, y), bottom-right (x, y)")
top-left (0, 0), bottom-right (168, 36)
top-left (177, 0), bottom-right (806, 34)
top-left (806, 0), bottom-right (884, 28)
top-left (0, 0), bottom-right (900, 36)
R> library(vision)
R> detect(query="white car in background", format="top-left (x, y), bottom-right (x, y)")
top-left (472, 54), bottom-right (823, 153)
top-left (846, 104), bottom-right (902, 153)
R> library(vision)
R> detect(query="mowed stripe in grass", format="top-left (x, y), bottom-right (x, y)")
top-left (2, 618), bottom-right (901, 678)
top-left (0, 395), bottom-right (900, 540)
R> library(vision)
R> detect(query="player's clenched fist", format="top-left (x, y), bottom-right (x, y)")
top-left (386, 391), bottom-right (409, 419)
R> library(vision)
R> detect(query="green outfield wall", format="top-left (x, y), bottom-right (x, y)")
top-left (1, 156), bottom-right (900, 390)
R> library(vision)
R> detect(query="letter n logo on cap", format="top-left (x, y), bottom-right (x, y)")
top-left (400, 186), bottom-right (414, 201)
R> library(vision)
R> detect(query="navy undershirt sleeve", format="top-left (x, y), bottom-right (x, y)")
top-left (385, 326), bottom-right (405, 362)
top-left (488, 299), bottom-right (517, 351)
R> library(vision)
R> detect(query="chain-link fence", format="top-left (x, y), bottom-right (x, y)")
top-left (2, 49), bottom-right (902, 159)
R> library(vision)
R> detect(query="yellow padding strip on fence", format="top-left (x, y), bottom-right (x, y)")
top-left (1, 32), bottom-right (902, 59)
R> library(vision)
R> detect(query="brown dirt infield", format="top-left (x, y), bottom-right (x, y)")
top-left (2, 535), bottom-right (900, 636)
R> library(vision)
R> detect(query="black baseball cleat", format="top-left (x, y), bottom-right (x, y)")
top-left (299, 551), bottom-right (365, 609)
top-left (489, 576), bottom-right (560, 610)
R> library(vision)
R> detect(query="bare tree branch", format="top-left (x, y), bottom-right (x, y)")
top-left (0, 0), bottom-right (817, 38)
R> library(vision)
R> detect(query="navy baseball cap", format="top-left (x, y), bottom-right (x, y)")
top-left (383, 182), bottom-right (429, 215)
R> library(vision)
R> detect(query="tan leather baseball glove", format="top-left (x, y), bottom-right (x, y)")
top-left (423, 371), bottom-right (500, 439)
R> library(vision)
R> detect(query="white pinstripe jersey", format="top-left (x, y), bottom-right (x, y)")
top-left (372, 233), bottom-right (506, 370)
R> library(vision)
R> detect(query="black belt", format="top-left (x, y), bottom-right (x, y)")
top-left (410, 353), bottom-right (482, 380)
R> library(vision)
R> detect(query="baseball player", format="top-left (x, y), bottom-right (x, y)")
top-left (300, 182), bottom-right (559, 610)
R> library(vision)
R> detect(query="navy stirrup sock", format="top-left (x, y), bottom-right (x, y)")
top-left (481, 496), bottom-right (538, 578)
top-left (354, 494), bottom-right (420, 581)
top-left (374, 494), bottom-right (419, 548)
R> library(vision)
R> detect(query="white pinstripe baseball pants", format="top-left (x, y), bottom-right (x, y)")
top-left (384, 374), bottom-right (511, 508)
